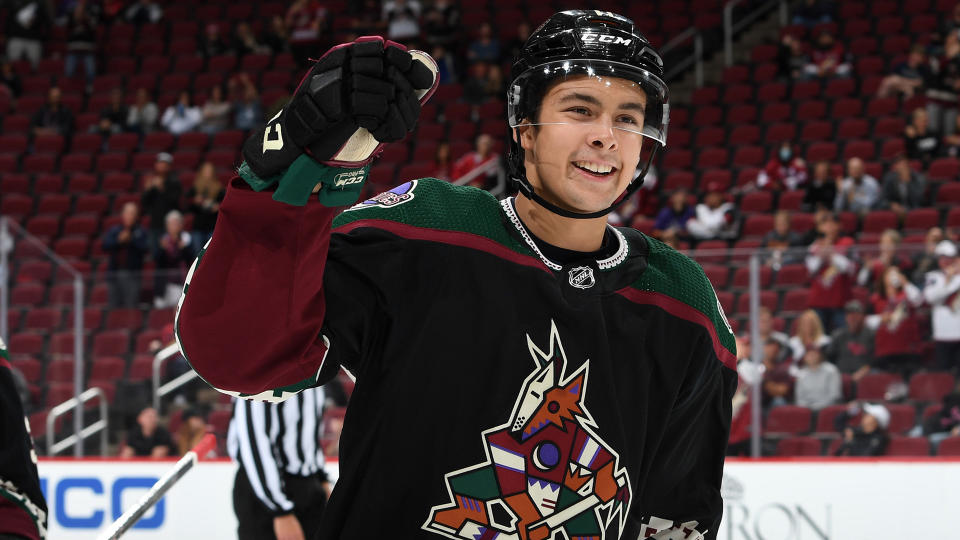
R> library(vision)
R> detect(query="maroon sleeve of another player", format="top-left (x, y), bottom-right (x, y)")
top-left (175, 178), bottom-right (340, 399)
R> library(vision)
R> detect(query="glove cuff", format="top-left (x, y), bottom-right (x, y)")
top-left (238, 156), bottom-right (369, 207)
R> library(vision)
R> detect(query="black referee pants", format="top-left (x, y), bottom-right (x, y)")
top-left (233, 468), bottom-right (327, 540)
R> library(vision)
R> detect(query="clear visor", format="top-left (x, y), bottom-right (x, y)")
top-left (508, 59), bottom-right (669, 147)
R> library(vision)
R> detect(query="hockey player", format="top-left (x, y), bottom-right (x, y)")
top-left (177, 11), bottom-right (737, 540)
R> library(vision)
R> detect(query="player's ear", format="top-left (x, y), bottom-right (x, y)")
top-left (516, 122), bottom-right (535, 151)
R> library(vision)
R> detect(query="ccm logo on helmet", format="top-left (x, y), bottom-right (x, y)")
top-left (581, 33), bottom-right (632, 46)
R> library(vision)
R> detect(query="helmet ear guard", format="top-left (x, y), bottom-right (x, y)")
top-left (506, 10), bottom-right (669, 220)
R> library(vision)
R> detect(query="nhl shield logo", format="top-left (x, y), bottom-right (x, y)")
top-left (568, 266), bottom-right (595, 289)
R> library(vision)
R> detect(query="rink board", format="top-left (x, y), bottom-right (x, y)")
top-left (37, 458), bottom-right (956, 539)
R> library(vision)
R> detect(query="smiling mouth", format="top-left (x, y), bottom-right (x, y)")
top-left (572, 161), bottom-right (617, 179)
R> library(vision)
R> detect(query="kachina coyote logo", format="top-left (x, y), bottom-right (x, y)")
top-left (423, 321), bottom-right (631, 540)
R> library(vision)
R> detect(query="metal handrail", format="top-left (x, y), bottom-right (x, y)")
top-left (3, 217), bottom-right (87, 456)
top-left (724, 0), bottom-right (788, 66)
top-left (661, 27), bottom-right (704, 88)
top-left (153, 342), bottom-right (197, 413)
top-left (47, 387), bottom-right (108, 456)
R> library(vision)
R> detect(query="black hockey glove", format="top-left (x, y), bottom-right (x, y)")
top-left (240, 36), bottom-right (438, 206)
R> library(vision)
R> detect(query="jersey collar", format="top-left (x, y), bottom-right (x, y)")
top-left (500, 197), bottom-right (629, 272)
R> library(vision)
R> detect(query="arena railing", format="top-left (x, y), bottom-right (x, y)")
top-left (1, 216), bottom-right (87, 456)
top-left (46, 386), bottom-right (108, 456)
top-left (724, 0), bottom-right (789, 66)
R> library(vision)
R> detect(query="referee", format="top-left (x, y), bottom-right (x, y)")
top-left (227, 386), bottom-right (329, 540)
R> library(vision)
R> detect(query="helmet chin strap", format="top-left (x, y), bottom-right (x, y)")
top-left (512, 143), bottom-right (661, 220)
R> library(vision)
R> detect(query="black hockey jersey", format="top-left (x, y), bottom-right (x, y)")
top-left (177, 173), bottom-right (737, 539)
top-left (0, 340), bottom-right (48, 539)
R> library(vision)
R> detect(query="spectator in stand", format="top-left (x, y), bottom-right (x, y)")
top-left (776, 33), bottom-right (807, 80)
top-left (761, 338), bottom-right (793, 409)
top-left (452, 133), bottom-right (499, 189)
top-left (91, 87), bottom-right (127, 138)
top-left (803, 160), bottom-right (838, 211)
top-left (102, 201), bottom-right (150, 308)
top-left (467, 22), bottom-right (501, 64)
top-left (803, 29), bottom-right (851, 80)
top-left (826, 300), bottom-right (875, 382)
top-left (123, 0), bottom-right (162, 26)
top-left (763, 210), bottom-right (804, 269)
top-left (755, 306), bottom-right (791, 354)
top-left (791, 0), bottom-right (835, 26)
top-left (923, 240), bottom-right (960, 371)
top-left (835, 157), bottom-right (880, 213)
top-left (64, 0), bottom-right (101, 88)
top-left (904, 108), bottom-right (941, 164)
top-left (788, 309), bottom-right (832, 363)
top-left (485, 64), bottom-right (506, 102)
top-left (931, 2), bottom-right (960, 56)
top-left (756, 142), bottom-right (808, 192)
top-left (127, 87), bottom-right (159, 134)
top-left (877, 45), bottom-right (934, 99)
top-left (921, 381), bottom-right (960, 450)
top-left (140, 152), bottom-right (182, 250)
top-left (232, 74), bottom-right (263, 131)
top-left (686, 182), bottom-right (738, 240)
top-left (503, 21), bottom-right (531, 65)
top-left (30, 86), bottom-right (73, 138)
top-left (382, 0), bottom-right (420, 44)
top-left (866, 265), bottom-right (925, 378)
top-left (833, 402), bottom-right (890, 456)
top-left (264, 15), bottom-right (291, 54)
top-left (422, 0), bottom-right (459, 48)
top-left (5, 0), bottom-right (50, 68)
top-left (430, 45), bottom-right (457, 85)
top-left (0, 60), bottom-right (22, 98)
top-left (912, 227), bottom-right (945, 285)
top-left (199, 22), bottom-right (229, 58)
top-left (858, 229), bottom-right (911, 289)
top-left (153, 210), bottom-right (195, 309)
top-left (653, 188), bottom-right (694, 240)
top-left (186, 161), bottom-right (225, 248)
top-left (795, 347), bottom-right (841, 411)
top-left (806, 212), bottom-right (856, 332)
top-left (727, 338), bottom-right (756, 456)
top-left (287, 0), bottom-right (328, 65)
top-left (175, 409), bottom-right (210, 457)
top-left (430, 142), bottom-right (452, 181)
top-left (927, 33), bottom-right (960, 136)
top-left (199, 85), bottom-right (232, 135)
top-left (160, 90), bottom-right (202, 136)
top-left (881, 154), bottom-right (928, 215)
top-left (463, 62), bottom-right (492, 105)
top-left (120, 406), bottom-right (175, 458)
top-left (232, 22), bottom-right (269, 56)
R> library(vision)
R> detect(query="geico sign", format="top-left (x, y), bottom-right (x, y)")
top-left (40, 476), bottom-right (163, 529)
top-left (722, 503), bottom-right (832, 540)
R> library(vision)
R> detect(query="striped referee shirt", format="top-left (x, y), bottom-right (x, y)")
top-left (226, 386), bottom-right (326, 513)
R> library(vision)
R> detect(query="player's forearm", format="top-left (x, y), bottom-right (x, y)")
top-left (176, 178), bottom-right (339, 397)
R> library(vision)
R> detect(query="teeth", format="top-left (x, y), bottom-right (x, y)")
top-left (574, 161), bottom-right (613, 174)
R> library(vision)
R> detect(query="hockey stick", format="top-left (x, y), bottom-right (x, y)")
top-left (97, 433), bottom-right (217, 540)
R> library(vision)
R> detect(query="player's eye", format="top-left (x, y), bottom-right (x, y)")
top-left (616, 114), bottom-right (642, 125)
top-left (565, 106), bottom-right (592, 117)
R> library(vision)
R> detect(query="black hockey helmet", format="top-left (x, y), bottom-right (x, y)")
top-left (507, 10), bottom-right (669, 219)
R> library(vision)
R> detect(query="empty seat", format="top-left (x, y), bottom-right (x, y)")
top-left (90, 357), bottom-right (125, 380)
top-left (862, 210), bottom-right (899, 233)
top-left (885, 436), bottom-right (930, 456)
top-left (8, 333), bottom-right (44, 356)
top-left (775, 436), bottom-right (823, 456)
top-left (128, 355), bottom-right (155, 381)
top-left (734, 290), bottom-right (777, 314)
top-left (23, 308), bottom-right (62, 331)
top-left (857, 373), bottom-right (903, 400)
top-left (938, 436), bottom-right (960, 456)
top-left (903, 209), bottom-right (940, 231)
top-left (92, 330), bottom-right (131, 357)
top-left (780, 288), bottom-right (810, 314)
top-left (46, 359), bottom-right (77, 382)
top-left (731, 266), bottom-right (773, 289)
top-left (740, 192), bottom-right (773, 214)
top-left (105, 308), bottom-right (144, 331)
top-left (775, 265), bottom-right (808, 288)
top-left (765, 406), bottom-right (812, 435)
top-left (11, 284), bottom-right (45, 307)
top-left (908, 372), bottom-right (955, 402)
top-left (701, 264), bottom-right (730, 289)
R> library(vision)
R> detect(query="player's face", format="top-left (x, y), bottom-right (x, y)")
top-left (519, 76), bottom-right (646, 214)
